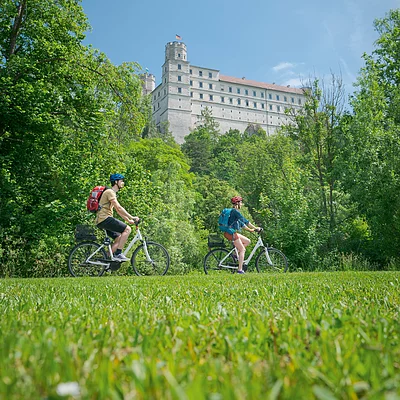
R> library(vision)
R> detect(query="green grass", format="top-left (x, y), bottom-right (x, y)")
top-left (0, 272), bottom-right (399, 399)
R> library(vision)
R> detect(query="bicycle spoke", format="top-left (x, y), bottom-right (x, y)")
top-left (68, 242), bottom-right (107, 277)
top-left (204, 248), bottom-right (236, 274)
top-left (131, 242), bottom-right (170, 276)
top-left (256, 248), bottom-right (288, 273)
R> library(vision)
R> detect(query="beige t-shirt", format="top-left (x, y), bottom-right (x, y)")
top-left (95, 188), bottom-right (117, 225)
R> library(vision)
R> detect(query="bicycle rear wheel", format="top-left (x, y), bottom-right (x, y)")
top-left (68, 242), bottom-right (108, 277)
top-left (204, 248), bottom-right (236, 274)
top-left (131, 241), bottom-right (170, 276)
top-left (255, 247), bottom-right (288, 273)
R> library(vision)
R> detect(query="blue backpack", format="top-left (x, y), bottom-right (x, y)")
top-left (218, 208), bottom-right (233, 233)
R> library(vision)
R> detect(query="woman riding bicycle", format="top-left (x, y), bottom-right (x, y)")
top-left (221, 196), bottom-right (262, 274)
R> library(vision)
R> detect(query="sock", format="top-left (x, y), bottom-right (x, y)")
top-left (115, 249), bottom-right (122, 256)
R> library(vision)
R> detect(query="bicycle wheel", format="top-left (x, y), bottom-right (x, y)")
top-left (131, 241), bottom-right (170, 276)
top-left (255, 247), bottom-right (288, 273)
top-left (68, 242), bottom-right (108, 277)
top-left (204, 248), bottom-right (236, 274)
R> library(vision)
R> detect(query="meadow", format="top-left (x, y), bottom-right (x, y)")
top-left (0, 271), bottom-right (399, 399)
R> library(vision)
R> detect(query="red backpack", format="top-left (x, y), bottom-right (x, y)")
top-left (86, 186), bottom-right (107, 213)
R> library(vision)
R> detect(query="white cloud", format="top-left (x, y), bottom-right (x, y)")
top-left (272, 62), bottom-right (295, 72)
top-left (281, 77), bottom-right (304, 88)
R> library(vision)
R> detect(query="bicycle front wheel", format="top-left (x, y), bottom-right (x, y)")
top-left (131, 242), bottom-right (170, 276)
top-left (256, 247), bottom-right (288, 273)
top-left (68, 241), bottom-right (108, 277)
top-left (204, 248), bottom-right (236, 274)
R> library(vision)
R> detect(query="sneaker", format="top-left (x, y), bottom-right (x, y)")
top-left (112, 253), bottom-right (130, 262)
top-left (237, 270), bottom-right (245, 274)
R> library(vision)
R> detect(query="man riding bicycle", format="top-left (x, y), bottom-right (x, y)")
top-left (95, 173), bottom-right (139, 262)
top-left (221, 196), bottom-right (262, 274)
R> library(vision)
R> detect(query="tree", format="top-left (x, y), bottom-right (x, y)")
top-left (181, 107), bottom-right (220, 175)
top-left (0, 0), bottom-right (147, 276)
top-left (340, 9), bottom-right (400, 261)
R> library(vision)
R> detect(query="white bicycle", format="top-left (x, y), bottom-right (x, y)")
top-left (68, 221), bottom-right (170, 277)
top-left (204, 230), bottom-right (288, 274)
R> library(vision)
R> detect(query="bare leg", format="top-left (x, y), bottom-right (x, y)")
top-left (233, 233), bottom-right (250, 271)
top-left (111, 225), bottom-right (132, 254)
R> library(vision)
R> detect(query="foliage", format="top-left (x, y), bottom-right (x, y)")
top-left (0, 272), bottom-right (399, 398)
top-left (340, 9), bottom-right (400, 262)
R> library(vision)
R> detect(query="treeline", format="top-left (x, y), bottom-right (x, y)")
top-left (1, 2), bottom-right (399, 276)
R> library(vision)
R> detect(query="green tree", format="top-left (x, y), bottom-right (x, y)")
top-left (340, 9), bottom-right (400, 261)
top-left (0, 0), bottom-right (147, 276)
top-left (181, 107), bottom-right (220, 175)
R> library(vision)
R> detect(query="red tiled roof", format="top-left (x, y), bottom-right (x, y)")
top-left (219, 75), bottom-right (305, 94)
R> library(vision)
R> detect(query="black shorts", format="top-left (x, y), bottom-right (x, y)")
top-left (97, 217), bottom-right (127, 240)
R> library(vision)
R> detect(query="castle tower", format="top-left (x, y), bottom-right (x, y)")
top-left (158, 42), bottom-right (191, 142)
top-left (141, 73), bottom-right (155, 95)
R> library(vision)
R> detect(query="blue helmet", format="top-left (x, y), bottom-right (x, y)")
top-left (110, 173), bottom-right (125, 183)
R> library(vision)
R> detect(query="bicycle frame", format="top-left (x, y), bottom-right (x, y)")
top-left (86, 226), bottom-right (151, 266)
top-left (218, 234), bottom-right (273, 269)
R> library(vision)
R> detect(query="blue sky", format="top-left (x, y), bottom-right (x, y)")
top-left (81, 0), bottom-right (399, 96)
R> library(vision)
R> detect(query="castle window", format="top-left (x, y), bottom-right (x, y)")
top-left (190, 69), bottom-right (192, 74)
top-left (237, 88), bottom-right (240, 94)
top-left (284, 96), bottom-right (287, 102)
top-left (190, 80), bottom-right (193, 86)
top-left (178, 64), bottom-right (181, 70)
top-left (298, 98), bottom-right (302, 105)
top-left (229, 98), bottom-right (233, 104)
top-left (190, 92), bottom-right (193, 97)
top-left (276, 95), bottom-right (280, 101)
top-left (178, 76), bottom-right (182, 81)
top-left (245, 89), bottom-right (248, 95)
top-left (254, 102), bottom-right (257, 108)
top-left (269, 104), bottom-right (273, 110)
top-left (268, 93), bottom-right (272, 99)
top-left (209, 83), bottom-right (212, 89)
top-left (237, 99), bottom-right (241, 105)
top-left (253, 91), bottom-right (257, 96)
top-left (221, 85), bottom-right (224, 91)
top-left (221, 96), bottom-right (225, 103)
top-left (199, 71), bottom-right (203, 77)
top-left (261, 92), bottom-right (264, 98)
top-left (229, 87), bottom-right (232, 93)
top-left (277, 105), bottom-right (281, 112)
top-left (245, 100), bottom-right (249, 106)
top-left (209, 72), bottom-right (212, 78)
top-left (178, 87), bottom-right (182, 93)
top-left (178, 53), bottom-right (181, 58)
top-left (291, 97), bottom-right (295, 103)
top-left (200, 93), bottom-right (203, 99)
top-left (261, 103), bottom-right (265, 109)
top-left (199, 82), bottom-right (203, 88)
top-left (209, 95), bottom-right (213, 101)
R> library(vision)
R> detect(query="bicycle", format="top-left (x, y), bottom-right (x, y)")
top-left (68, 221), bottom-right (170, 277)
top-left (204, 230), bottom-right (288, 274)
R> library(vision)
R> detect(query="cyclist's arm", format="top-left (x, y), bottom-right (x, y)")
top-left (110, 198), bottom-right (138, 224)
top-left (245, 222), bottom-right (261, 232)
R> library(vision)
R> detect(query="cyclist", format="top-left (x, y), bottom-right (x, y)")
top-left (223, 196), bottom-right (261, 274)
top-left (95, 173), bottom-right (139, 262)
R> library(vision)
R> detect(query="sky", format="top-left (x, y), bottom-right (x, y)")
top-left (80, 0), bottom-right (400, 96)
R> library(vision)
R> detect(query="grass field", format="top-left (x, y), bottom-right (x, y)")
top-left (0, 271), bottom-right (399, 399)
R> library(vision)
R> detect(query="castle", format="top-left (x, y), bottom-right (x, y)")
top-left (145, 41), bottom-right (306, 144)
